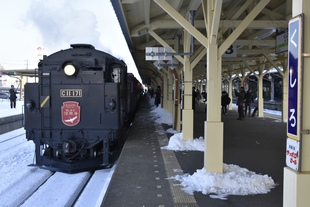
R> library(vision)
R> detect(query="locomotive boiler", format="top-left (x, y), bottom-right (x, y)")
top-left (24, 44), bottom-right (142, 173)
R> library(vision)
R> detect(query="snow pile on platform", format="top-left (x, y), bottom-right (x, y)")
top-left (161, 133), bottom-right (204, 151)
top-left (170, 164), bottom-right (276, 200)
top-left (149, 95), bottom-right (277, 200)
top-left (162, 133), bottom-right (276, 199)
top-left (150, 104), bottom-right (173, 125)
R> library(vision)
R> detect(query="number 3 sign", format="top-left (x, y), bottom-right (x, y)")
top-left (222, 43), bottom-right (237, 58)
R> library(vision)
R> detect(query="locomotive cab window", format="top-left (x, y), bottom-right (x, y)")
top-left (111, 67), bottom-right (121, 83)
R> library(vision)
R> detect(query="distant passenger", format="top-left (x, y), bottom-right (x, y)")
top-left (196, 89), bottom-right (201, 103)
top-left (252, 106), bottom-right (258, 117)
top-left (192, 86), bottom-right (198, 110)
top-left (149, 88), bottom-right (154, 99)
top-left (221, 91), bottom-right (230, 115)
top-left (9, 85), bottom-right (17, 109)
top-left (154, 86), bottom-right (161, 107)
top-left (252, 96), bottom-right (258, 117)
top-left (251, 92), bottom-right (259, 117)
top-left (244, 89), bottom-right (254, 117)
top-left (234, 87), bottom-right (245, 120)
top-left (201, 91), bottom-right (207, 102)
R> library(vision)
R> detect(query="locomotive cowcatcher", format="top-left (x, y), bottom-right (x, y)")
top-left (24, 44), bottom-right (139, 173)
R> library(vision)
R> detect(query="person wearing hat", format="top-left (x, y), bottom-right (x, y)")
top-left (9, 85), bottom-right (17, 109)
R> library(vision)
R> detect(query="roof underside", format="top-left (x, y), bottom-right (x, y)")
top-left (111, 0), bottom-right (290, 85)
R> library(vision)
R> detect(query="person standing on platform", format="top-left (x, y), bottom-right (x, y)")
top-left (149, 87), bottom-right (154, 99)
top-left (196, 89), bottom-right (201, 105)
top-left (252, 106), bottom-right (258, 117)
top-left (252, 96), bottom-right (258, 117)
top-left (154, 86), bottom-right (161, 107)
top-left (234, 87), bottom-right (246, 120)
top-left (192, 86), bottom-right (198, 111)
top-left (9, 85), bottom-right (17, 109)
top-left (221, 91), bottom-right (230, 115)
top-left (244, 89), bottom-right (254, 117)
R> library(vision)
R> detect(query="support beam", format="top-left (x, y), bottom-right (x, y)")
top-left (131, 20), bottom-right (288, 37)
top-left (263, 53), bottom-right (284, 77)
top-left (219, 0), bottom-right (271, 56)
top-left (136, 39), bottom-right (275, 50)
top-left (148, 30), bottom-right (184, 63)
top-left (153, 0), bottom-right (209, 48)
top-left (209, 0), bottom-right (223, 45)
top-left (191, 46), bottom-right (206, 69)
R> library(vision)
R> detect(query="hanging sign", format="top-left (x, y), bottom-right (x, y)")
top-left (222, 43), bottom-right (237, 58)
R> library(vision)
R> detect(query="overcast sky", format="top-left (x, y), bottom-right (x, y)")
top-left (0, 0), bottom-right (141, 82)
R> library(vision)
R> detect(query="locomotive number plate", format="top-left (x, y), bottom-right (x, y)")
top-left (60, 89), bottom-right (82, 97)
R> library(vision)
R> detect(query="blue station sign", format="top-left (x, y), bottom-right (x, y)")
top-left (287, 14), bottom-right (303, 141)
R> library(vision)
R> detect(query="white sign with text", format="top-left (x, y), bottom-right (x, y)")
top-left (286, 138), bottom-right (299, 171)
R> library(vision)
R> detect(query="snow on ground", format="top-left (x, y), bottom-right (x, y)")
top-left (149, 99), bottom-right (279, 200)
top-left (0, 99), bottom-right (23, 118)
top-left (0, 98), bottom-right (281, 201)
top-left (0, 100), bottom-right (113, 206)
top-left (150, 103), bottom-right (173, 125)
top-left (0, 128), bottom-right (34, 195)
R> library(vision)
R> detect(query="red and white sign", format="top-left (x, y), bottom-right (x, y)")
top-left (61, 101), bottom-right (80, 126)
top-left (286, 138), bottom-right (299, 171)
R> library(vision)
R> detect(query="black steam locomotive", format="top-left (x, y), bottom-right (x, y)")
top-left (24, 44), bottom-right (142, 173)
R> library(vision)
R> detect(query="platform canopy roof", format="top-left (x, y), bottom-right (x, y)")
top-left (0, 69), bottom-right (38, 78)
top-left (111, 0), bottom-right (290, 85)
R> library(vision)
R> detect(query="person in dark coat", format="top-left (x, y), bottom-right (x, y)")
top-left (234, 86), bottom-right (246, 120)
top-left (252, 96), bottom-right (258, 117)
top-left (154, 86), bottom-right (161, 107)
top-left (252, 105), bottom-right (258, 117)
top-left (149, 88), bottom-right (154, 99)
top-left (221, 91), bottom-right (230, 114)
top-left (244, 89), bottom-right (254, 117)
top-left (192, 86), bottom-right (198, 110)
top-left (9, 85), bottom-right (17, 109)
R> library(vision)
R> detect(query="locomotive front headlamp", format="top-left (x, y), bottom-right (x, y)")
top-left (64, 64), bottom-right (76, 76)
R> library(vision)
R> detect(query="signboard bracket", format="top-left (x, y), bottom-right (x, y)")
top-left (300, 130), bottom-right (310, 134)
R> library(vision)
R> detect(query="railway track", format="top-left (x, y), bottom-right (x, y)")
top-left (0, 128), bottom-right (116, 207)
top-left (0, 167), bottom-right (116, 207)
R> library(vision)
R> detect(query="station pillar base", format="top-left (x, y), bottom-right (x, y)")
top-left (283, 167), bottom-right (310, 207)
top-left (204, 121), bottom-right (223, 173)
top-left (182, 109), bottom-right (194, 140)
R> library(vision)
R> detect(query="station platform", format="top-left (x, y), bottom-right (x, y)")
top-left (101, 95), bottom-right (286, 207)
